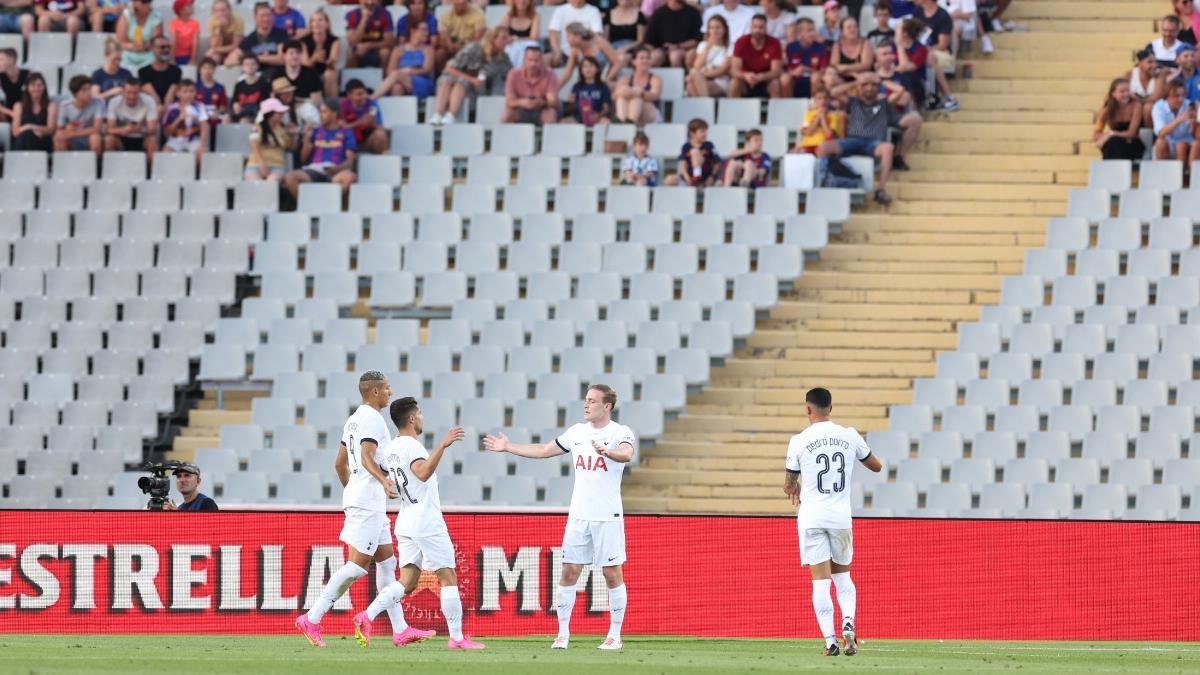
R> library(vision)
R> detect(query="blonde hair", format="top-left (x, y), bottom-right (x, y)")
top-left (482, 25), bottom-right (508, 61)
top-left (104, 37), bottom-right (122, 56)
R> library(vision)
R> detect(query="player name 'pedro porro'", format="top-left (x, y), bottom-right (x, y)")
top-left (804, 438), bottom-right (854, 453)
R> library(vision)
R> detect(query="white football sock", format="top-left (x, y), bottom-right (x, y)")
top-left (832, 572), bottom-right (856, 631)
top-left (556, 585), bottom-right (577, 639)
top-left (812, 579), bottom-right (836, 647)
top-left (366, 580), bottom-right (406, 621)
top-left (606, 584), bottom-right (627, 640)
top-left (441, 586), bottom-right (464, 641)
top-left (306, 561), bottom-right (367, 624)
top-left (375, 557), bottom-right (409, 632)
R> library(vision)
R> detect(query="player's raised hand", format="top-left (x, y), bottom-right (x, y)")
top-left (592, 440), bottom-right (609, 457)
top-left (482, 432), bottom-right (509, 453)
top-left (441, 426), bottom-right (466, 449)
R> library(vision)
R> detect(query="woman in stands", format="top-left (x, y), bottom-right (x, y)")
top-left (612, 44), bottom-right (661, 124)
top-left (115, 0), bottom-right (163, 72)
top-left (11, 73), bottom-right (56, 152)
top-left (430, 26), bottom-right (513, 125)
top-left (376, 20), bottom-right (435, 99)
top-left (301, 9), bottom-right (341, 97)
top-left (1174, 0), bottom-right (1199, 45)
top-left (829, 16), bottom-right (874, 86)
top-left (205, 0), bottom-right (244, 66)
top-left (686, 14), bottom-right (732, 97)
top-left (605, 0), bottom-right (646, 70)
top-left (1094, 78), bottom-right (1145, 161)
top-left (561, 23), bottom-right (622, 82)
top-left (501, 0), bottom-right (539, 44)
top-left (245, 98), bottom-right (295, 182)
top-left (1129, 47), bottom-right (1167, 128)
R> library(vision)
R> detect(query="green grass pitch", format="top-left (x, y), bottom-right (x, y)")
top-left (1, 635), bottom-right (1196, 674)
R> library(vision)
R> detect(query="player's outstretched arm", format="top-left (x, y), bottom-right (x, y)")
top-left (593, 440), bottom-right (634, 463)
top-left (411, 426), bottom-right (465, 481)
top-left (482, 432), bottom-right (562, 459)
top-left (360, 441), bottom-right (400, 499)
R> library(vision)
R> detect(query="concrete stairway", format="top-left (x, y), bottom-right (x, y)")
top-left (624, 0), bottom-right (1162, 514)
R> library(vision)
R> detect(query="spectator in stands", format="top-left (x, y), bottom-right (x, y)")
top-left (942, 0), bottom-right (988, 56)
top-left (339, 78), bottom-right (387, 153)
top-left (91, 38), bottom-right (131, 101)
top-left (139, 35), bottom-right (181, 106)
top-left (818, 0), bottom-right (840, 42)
top-left (206, 0), bottom-right (242, 66)
top-left (501, 0), bottom-right (537, 46)
top-left (503, 44), bottom-right (559, 124)
top-left (566, 55), bottom-right (612, 125)
top-left (686, 14), bottom-right (732, 97)
top-left (866, 0), bottom-right (894, 48)
top-left (87, 0), bottom-right (123, 33)
top-left (272, 74), bottom-right (317, 128)
top-left (284, 96), bottom-right (358, 199)
top-left (270, 0), bottom-right (304, 37)
top-left (431, 25), bottom-right (512, 124)
top-left (722, 128), bottom-right (772, 187)
top-left (914, 0), bottom-right (959, 110)
top-left (761, 0), bottom-right (797, 43)
top-left (165, 463), bottom-right (218, 511)
top-left (36, 0), bottom-right (84, 37)
top-left (0, 47), bottom-right (26, 123)
top-left (116, 0), bottom-right (161, 72)
top-left (605, 0), bottom-right (644, 69)
top-left (0, 0), bottom-right (33, 45)
top-left (873, 42), bottom-right (913, 109)
top-left (1130, 47), bottom-right (1167, 127)
top-left (783, 17), bottom-right (829, 98)
top-left (829, 16), bottom-right (875, 87)
top-left (645, 0), bottom-right (701, 68)
top-left (230, 53), bottom-right (268, 122)
top-left (561, 22), bottom-right (620, 81)
top-left (375, 21), bottom-right (435, 98)
top-left (1152, 80), bottom-right (1195, 160)
top-left (612, 44), bottom-right (661, 123)
top-left (1093, 78), bottom-right (1144, 161)
top-left (11, 72), bottom-right (55, 151)
top-left (666, 117), bottom-right (720, 187)
top-left (437, 0), bottom-right (486, 62)
top-left (703, 0), bottom-right (756, 45)
top-left (548, 0), bottom-right (603, 66)
top-left (1151, 15), bottom-right (1187, 67)
top-left (54, 75), bottom-right (103, 153)
top-left (621, 130), bottom-right (659, 185)
top-left (161, 78), bottom-right (209, 161)
top-left (234, 2), bottom-right (287, 68)
top-left (1177, 46), bottom-right (1199, 103)
top-left (196, 57), bottom-right (228, 120)
top-left (729, 14), bottom-right (783, 99)
top-left (168, 0), bottom-right (199, 65)
top-left (1174, 0), bottom-right (1198, 45)
top-left (301, 8), bottom-right (339, 97)
top-left (245, 97), bottom-right (293, 182)
top-left (821, 73), bottom-right (922, 204)
top-left (398, 0), bottom-right (437, 42)
top-left (272, 39), bottom-right (323, 100)
top-left (105, 77), bottom-right (157, 156)
top-left (792, 89), bottom-right (843, 153)
top-left (893, 18), bottom-right (927, 104)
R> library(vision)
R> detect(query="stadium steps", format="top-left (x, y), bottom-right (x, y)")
top-left (171, 391), bottom-right (256, 459)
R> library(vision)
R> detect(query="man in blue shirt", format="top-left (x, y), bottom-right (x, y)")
top-left (1176, 46), bottom-right (1200, 104)
top-left (166, 462), bottom-right (219, 511)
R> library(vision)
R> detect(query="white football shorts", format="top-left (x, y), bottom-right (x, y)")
top-left (395, 532), bottom-right (457, 571)
top-left (340, 507), bottom-right (392, 556)
top-left (800, 526), bottom-right (853, 566)
top-left (562, 518), bottom-right (626, 567)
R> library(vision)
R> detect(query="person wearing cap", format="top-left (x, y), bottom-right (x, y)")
top-left (165, 463), bottom-right (219, 511)
top-left (167, 0), bottom-right (199, 65)
top-left (818, 0), bottom-right (841, 43)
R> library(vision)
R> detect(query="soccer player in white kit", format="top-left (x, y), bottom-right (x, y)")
top-left (352, 397), bottom-right (486, 650)
top-left (483, 384), bottom-right (634, 651)
top-left (295, 371), bottom-right (427, 648)
top-left (783, 387), bottom-right (883, 656)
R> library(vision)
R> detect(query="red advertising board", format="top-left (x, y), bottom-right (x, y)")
top-left (0, 511), bottom-right (1196, 640)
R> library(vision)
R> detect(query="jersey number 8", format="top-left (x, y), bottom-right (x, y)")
top-left (816, 452), bottom-right (846, 494)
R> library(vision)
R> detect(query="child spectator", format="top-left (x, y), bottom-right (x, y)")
top-left (687, 14), bottom-right (732, 97)
top-left (1094, 78), bottom-right (1144, 161)
top-left (621, 131), bottom-right (659, 186)
top-left (245, 97), bottom-right (293, 182)
top-left (206, 0), bottom-right (243, 66)
top-left (300, 8), bottom-right (340, 97)
top-left (346, 0), bottom-right (394, 67)
top-left (866, 0), bottom-right (894, 48)
top-left (914, 0), bottom-right (959, 110)
top-left (375, 20), bottom-right (435, 98)
top-left (818, 0), bottom-right (841, 42)
top-left (161, 78), bottom-right (209, 161)
top-left (0, 48), bottom-right (29, 123)
top-left (1152, 81), bottom-right (1195, 160)
top-left (54, 75), bottom-right (104, 153)
top-left (235, 2), bottom-right (287, 68)
top-left (793, 89), bottom-right (843, 153)
top-left (722, 128), bottom-right (772, 187)
top-left (168, 0), bottom-right (199, 65)
top-left (339, 78), bottom-right (388, 154)
top-left (105, 78), bottom-right (158, 157)
top-left (11, 72), bottom-right (55, 151)
top-left (231, 53), bottom-right (269, 122)
top-left (668, 117), bottom-right (721, 187)
top-left (36, 0), bottom-right (84, 36)
top-left (895, 17), bottom-right (928, 108)
top-left (88, 0), bottom-right (125, 33)
top-left (270, 0), bottom-right (304, 37)
top-left (783, 17), bottom-right (830, 98)
top-left (196, 58), bottom-right (229, 121)
top-left (284, 96), bottom-right (358, 199)
top-left (92, 38), bottom-right (133, 102)
top-left (568, 55), bottom-right (612, 125)
top-left (613, 44), bottom-right (661, 124)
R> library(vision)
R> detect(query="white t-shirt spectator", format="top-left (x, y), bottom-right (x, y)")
top-left (702, 2), bottom-right (757, 44)
top-left (549, 3), bottom-right (604, 50)
top-left (58, 97), bottom-right (105, 129)
top-left (696, 39), bottom-right (732, 89)
top-left (1150, 37), bottom-right (1186, 66)
top-left (765, 10), bottom-right (797, 42)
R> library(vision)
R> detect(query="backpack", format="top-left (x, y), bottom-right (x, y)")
top-left (820, 156), bottom-right (863, 189)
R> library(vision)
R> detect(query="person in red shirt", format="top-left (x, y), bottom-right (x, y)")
top-left (730, 13), bottom-right (783, 98)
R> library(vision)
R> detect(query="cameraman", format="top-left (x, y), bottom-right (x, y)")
top-left (165, 463), bottom-right (219, 511)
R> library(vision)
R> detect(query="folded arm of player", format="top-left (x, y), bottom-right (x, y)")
top-left (593, 439), bottom-right (634, 463)
top-left (411, 426), bottom-right (465, 481)
top-left (360, 440), bottom-right (400, 499)
top-left (783, 469), bottom-right (801, 506)
top-left (482, 432), bottom-right (562, 459)
top-left (335, 443), bottom-right (351, 487)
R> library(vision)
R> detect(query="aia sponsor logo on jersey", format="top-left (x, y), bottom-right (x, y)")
top-left (575, 455), bottom-right (610, 472)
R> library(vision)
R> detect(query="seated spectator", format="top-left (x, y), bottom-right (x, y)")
top-left (605, 0), bottom-right (644, 68)
top-left (645, 0), bottom-right (701, 68)
top-left (729, 14), bottom-right (783, 99)
top-left (271, 39), bottom-right (323, 99)
top-left (566, 55), bottom-right (612, 125)
top-left (339, 78), bottom-right (387, 154)
top-left (230, 53), bottom-right (269, 122)
top-left (1174, 0), bottom-right (1198, 45)
top-left (92, 38), bottom-right (132, 101)
top-left (866, 0), bottom-right (894, 48)
top-left (941, 0), bottom-right (986, 55)
top-left (168, 0), bottom-right (199, 65)
top-left (234, 2), bottom-right (287, 68)
top-left (375, 21), bottom-right (435, 98)
top-left (88, 0), bottom-right (124, 33)
top-left (914, 0), bottom-right (959, 110)
top-left (722, 128), bottom-right (772, 187)
top-left (398, 0), bottom-right (438, 42)
top-left (828, 16), bottom-right (875, 89)
top-left (1152, 81), bottom-right (1195, 160)
top-left (301, 8), bottom-right (339, 97)
top-left (703, 0), bottom-right (755, 45)
top-left (272, 74), bottom-right (318, 129)
top-left (161, 78), bottom-right (209, 161)
top-left (431, 25), bottom-right (512, 125)
top-left (245, 97), bottom-right (294, 182)
top-left (1093, 78), bottom-right (1144, 161)
top-left (612, 44), bottom-right (661, 124)
top-left (1151, 15), bottom-right (1187, 68)
top-left (688, 15), bottom-right (732, 97)
top-left (205, 0), bottom-right (243, 66)
top-left (138, 35), bottom-right (181, 106)
top-left (270, 0), bottom-right (304, 37)
top-left (666, 117), bottom-right (721, 187)
top-left (503, 45), bottom-right (559, 125)
top-left (438, 0), bottom-right (486, 62)
top-left (501, 0), bottom-right (538, 46)
top-left (11, 72), bottom-right (55, 151)
top-left (0, 47), bottom-right (29, 123)
top-left (54, 75), bottom-right (103, 153)
top-left (284, 96), bottom-right (358, 199)
top-left (36, 0), bottom-right (84, 36)
top-left (874, 42), bottom-right (914, 109)
top-left (792, 89), bottom-right (843, 153)
top-left (0, 0), bottom-right (33, 43)
top-left (117, 0), bottom-right (162, 72)
top-left (762, 0), bottom-right (797, 43)
top-left (818, 0), bottom-right (840, 42)
top-left (621, 131), bottom-right (659, 185)
top-left (345, 0), bottom-right (393, 68)
top-left (548, 0), bottom-right (603, 67)
top-left (1130, 47), bottom-right (1167, 128)
top-left (783, 17), bottom-right (829, 98)
top-left (105, 78), bottom-right (158, 157)
top-left (1177, 46), bottom-right (1199, 103)
top-left (894, 17), bottom-right (927, 105)
top-left (196, 57), bottom-right (229, 120)
top-left (561, 22), bottom-right (621, 82)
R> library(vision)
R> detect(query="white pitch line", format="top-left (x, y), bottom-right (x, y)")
top-left (867, 644), bottom-right (1200, 655)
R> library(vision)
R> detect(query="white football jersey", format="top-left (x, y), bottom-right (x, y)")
top-left (341, 404), bottom-right (393, 512)
top-left (785, 420), bottom-right (873, 529)
top-left (557, 421), bottom-right (636, 522)
top-left (384, 435), bottom-right (448, 538)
